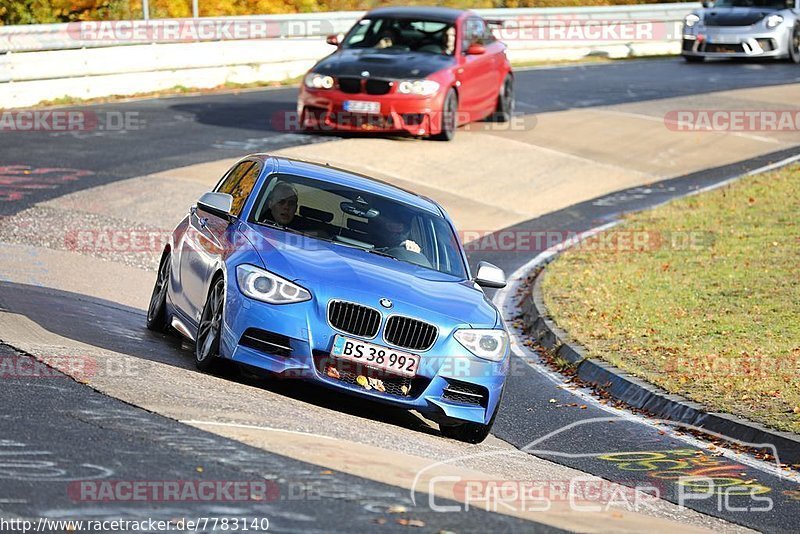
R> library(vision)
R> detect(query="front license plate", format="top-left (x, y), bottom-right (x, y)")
top-left (331, 335), bottom-right (420, 377)
top-left (343, 100), bottom-right (380, 114)
top-left (710, 35), bottom-right (739, 44)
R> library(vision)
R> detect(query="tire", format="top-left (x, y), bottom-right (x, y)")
top-left (490, 75), bottom-right (514, 123)
top-left (195, 277), bottom-right (225, 373)
top-left (789, 25), bottom-right (800, 64)
top-left (146, 250), bottom-right (171, 332)
top-left (439, 394), bottom-right (501, 444)
top-left (431, 89), bottom-right (457, 141)
top-left (683, 54), bottom-right (705, 63)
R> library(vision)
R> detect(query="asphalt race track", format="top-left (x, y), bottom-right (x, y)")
top-left (2, 58), bottom-right (800, 532)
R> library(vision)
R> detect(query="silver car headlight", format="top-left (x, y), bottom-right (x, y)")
top-left (454, 329), bottom-right (509, 362)
top-left (684, 14), bottom-right (701, 28)
top-left (304, 73), bottom-right (335, 90)
top-left (397, 80), bottom-right (440, 96)
top-left (236, 264), bottom-right (311, 304)
top-left (765, 14), bottom-right (783, 29)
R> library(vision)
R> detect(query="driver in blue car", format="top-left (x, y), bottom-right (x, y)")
top-left (374, 207), bottom-right (421, 253)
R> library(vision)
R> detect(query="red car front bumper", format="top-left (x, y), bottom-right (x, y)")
top-left (298, 86), bottom-right (447, 137)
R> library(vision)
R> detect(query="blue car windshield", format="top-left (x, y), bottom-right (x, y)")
top-left (341, 17), bottom-right (456, 56)
top-left (249, 173), bottom-right (468, 279)
top-left (712, 0), bottom-right (787, 7)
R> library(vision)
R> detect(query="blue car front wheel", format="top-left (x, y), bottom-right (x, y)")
top-left (195, 277), bottom-right (225, 373)
top-left (440, 391), bottom-right (502, 444)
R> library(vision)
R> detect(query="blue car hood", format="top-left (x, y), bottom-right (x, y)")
top-left (240, 225), bottom-right (498, 327)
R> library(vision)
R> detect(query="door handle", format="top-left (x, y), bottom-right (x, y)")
top-left (199, 217), bottom-right (209, 229)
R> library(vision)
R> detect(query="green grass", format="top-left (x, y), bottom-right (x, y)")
top-left (541, 164), bottom-right (800, 434)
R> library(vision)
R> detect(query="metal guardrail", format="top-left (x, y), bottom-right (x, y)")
top-left (0, 3), bottom-right (697, 108)
top-left (0, 3), bottom-right (699, 53)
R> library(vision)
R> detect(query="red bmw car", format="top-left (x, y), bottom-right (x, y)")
top-left (297, 6), bottom-right (514, 141)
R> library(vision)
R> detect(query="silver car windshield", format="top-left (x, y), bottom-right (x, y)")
top-left (249, 174), bottom-right (468, 279)
top-left (712, 0), bottom-right (788, 8)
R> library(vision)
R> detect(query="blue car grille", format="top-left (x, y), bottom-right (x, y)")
top-left (442, 380), bottom-right (488, 407)
top-left (327, 300), bottom-right (381, 338)
top-left (313, 352), bottom-right (430, 399)
top-left (240, 328), bottom-right (292, 357)
top-left (384, 316), bottom-right (437, 351)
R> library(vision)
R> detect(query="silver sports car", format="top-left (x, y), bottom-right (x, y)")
top-left (682, 0), bottom-right (800, 62)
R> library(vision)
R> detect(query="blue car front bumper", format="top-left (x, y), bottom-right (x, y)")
top-left (219, 277), bottom-right (508, 426)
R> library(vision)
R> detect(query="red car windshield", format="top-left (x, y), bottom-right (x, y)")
top-left (341, 18), bottom-right (456, 56)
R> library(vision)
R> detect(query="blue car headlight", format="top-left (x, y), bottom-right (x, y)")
top-left (454, 329), bottom-right (509, 362)
top-left (236, 264), bottom-right (311, 304)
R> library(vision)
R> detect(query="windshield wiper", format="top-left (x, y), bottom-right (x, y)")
top-left (363, 247), bottom-right (399, 261)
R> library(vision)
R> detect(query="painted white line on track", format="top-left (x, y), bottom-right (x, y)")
top-left (180, 420), bottom-right (337, 440)
top-left (492, 150), bottom-right (800, 483)
top-left (595, 108), bottom-right (785, 146)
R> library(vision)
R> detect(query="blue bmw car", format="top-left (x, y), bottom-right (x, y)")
top-left (147, 155), bottom-right (509, 442)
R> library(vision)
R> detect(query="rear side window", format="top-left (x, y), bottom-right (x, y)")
top-left (217, 161), bottom-right (261, 217)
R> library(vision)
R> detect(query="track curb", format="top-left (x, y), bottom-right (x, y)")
top-left (519, 255), bottom-right (800, 467)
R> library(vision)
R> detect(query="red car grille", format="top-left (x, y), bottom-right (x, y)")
top-left (336, 77), bottom-right (393, 95)
top-left (338, 77), bottom-right (362, 94)
top-left (333, 113), bottom-right (394, 129)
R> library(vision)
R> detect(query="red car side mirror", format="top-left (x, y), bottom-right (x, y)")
top-left (466, 43), bottom-right (486, 55)
top-left (326, 34), bottom-right (340, 46)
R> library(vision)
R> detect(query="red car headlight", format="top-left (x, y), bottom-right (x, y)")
top-left (304, 73), bottom-right (335, 90)
top-left (397, 80), bottom-right (440, 96)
